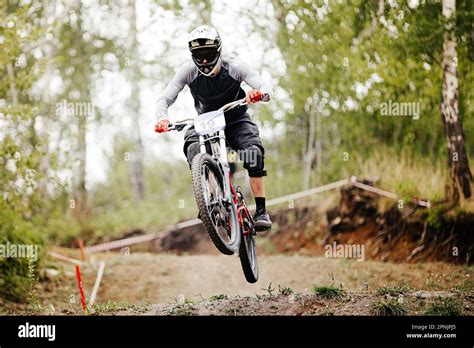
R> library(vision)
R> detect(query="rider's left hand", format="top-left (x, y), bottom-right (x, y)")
top-left (155, 119), bottom-right (170, 133)
top-left (246, 89), bottom-right (263, 104)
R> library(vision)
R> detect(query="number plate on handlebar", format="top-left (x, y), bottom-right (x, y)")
top-left (194, 110), bottom-right (226, 136)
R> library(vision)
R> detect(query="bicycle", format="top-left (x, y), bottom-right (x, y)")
top-left (165, 97), bottom-right (259, 283)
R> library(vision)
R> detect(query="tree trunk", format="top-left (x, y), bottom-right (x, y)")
top-left (77, 112), bottom-right (88, 208)
top-left (441, 0), bottom-right (472, 205)
top-left (6, 63), bottom-right (19, 106)
top-left (315, 107), bottom-right (322, 184)
top-left (127, 0), bottom-right (146, 201)
top-left (303, 112), bottom-right (314, 189)
top-left (36, 0), bottom-right (57, 198)
top-left (74, 0), bottom-right (90, 219)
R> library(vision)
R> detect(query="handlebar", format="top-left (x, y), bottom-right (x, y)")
top-left (168, 119), bottom-right (194, 131)
top-left (168, 97), bottom-right (248, 132)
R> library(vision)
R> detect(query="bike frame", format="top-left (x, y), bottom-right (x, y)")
top-left (170, 97), bottom-right (254, 237)
top-left (232, 184), bottom-right (253, 237)
top-left (200, 128), bottom-right (234, 205)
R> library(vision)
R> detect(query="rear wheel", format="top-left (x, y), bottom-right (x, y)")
top-left (192, 153), bottom-right (240, 255)
top-left (238, 207), bottom-right (259, 283)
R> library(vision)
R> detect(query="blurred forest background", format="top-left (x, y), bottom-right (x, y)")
top-left (1, 0), bottom-right (473, 301)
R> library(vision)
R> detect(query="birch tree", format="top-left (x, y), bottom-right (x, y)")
top-left (127, 0), bottom-right (145, 201)
top-left (440, 0), bottom-right (472, 204)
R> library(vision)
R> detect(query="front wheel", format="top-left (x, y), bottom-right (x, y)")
top-left (192, 153), bottom-right (240, 255)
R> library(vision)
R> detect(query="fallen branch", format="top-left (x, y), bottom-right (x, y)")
top-left (406, 245), bottom-right (425, 262)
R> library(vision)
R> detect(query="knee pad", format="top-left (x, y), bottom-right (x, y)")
top-left (240, 145), bottom-right (267, 177)
top-left (185, 142), bottom-right (200, 166)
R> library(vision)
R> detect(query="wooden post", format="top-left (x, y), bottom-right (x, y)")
top-left (78, 239), bottom-right (87, 262)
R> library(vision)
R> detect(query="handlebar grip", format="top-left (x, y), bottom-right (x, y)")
top-left (168, 123), bottom-right (186, 132)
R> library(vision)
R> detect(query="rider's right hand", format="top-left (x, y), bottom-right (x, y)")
top-left (155, 119), bottom-right (170, 133)
top-left (246, 89), bottom-right (264, 104)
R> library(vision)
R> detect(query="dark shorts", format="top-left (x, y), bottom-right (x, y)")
top-left (183, 112), bottom-right (266, 177)
top-left (183, 112), bottom-right (264, 155)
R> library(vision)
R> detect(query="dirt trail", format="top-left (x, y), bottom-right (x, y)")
top-left (29, 250), bottom-right (470, 312)
top-left (148, 291), bottom-right (474, 316)
top-left (90, 253), bottom-right (470, 303)
top-left (4, 250), bottom-right (470, 315)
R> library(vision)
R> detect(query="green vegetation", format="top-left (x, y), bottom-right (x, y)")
top-left (209, 294), bottom-right (229, 301)
top-left (90, 300), bottom-right (127, 314)
top-left (424, 297), bottom-right (464, 316)
top-left (167, 303), bottom-right (195, 316)
top-left (261, 282), bottom-right (276, 297)
top-left (0, 222), bottom-right (44, 302)
top-left (278, 285), bottom-right (294, 296)
top-left (225, 305), bottom-right (244, 316)
top-left (371, 298), bottom-right (407, 316)
top-left (90, 301), bottom-right (151, 315)
top-left (452, 280), bottom-right (474, 295)
top-left (313, 285), bottom-right (346, 299)
top-left (377, 282), bottom-right (413, 296)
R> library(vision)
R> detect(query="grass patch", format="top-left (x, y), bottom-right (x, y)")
top-left (371, 298), bottom-right (406, 316)
top-left (261, 282), bottom-right (276, 297)
top-left (226, 305), bottom-right (244, 316)
top-left (0, 220), bottom-right (45, 303)
top-left (424, 297), bottom-right (463, 316)
top-left (354, 146), bottom-right (445, 201)
top-left (278, 285), bottom-right (294, 296)
top-left (313, 285), bottom-right (346, 299)
top-left (377, 282), bottom-right (412, 296)
top-left (90, 300), bottom-right (127, 314)
top-left (90, 300), bottom-right (151, 314)
top-left (167, 304), bottom-right (195, 316)
top-left (452, 280), bottom-right (473, 296)
top-left (209, 294), bottom-right (229, 301)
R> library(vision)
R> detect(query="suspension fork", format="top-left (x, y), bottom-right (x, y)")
top-left (218, 130), bottom-right (233, 203)
top-left (199, 135), bottom-right (206, 154)
top-left (199, 132), bottom-right (233, 203)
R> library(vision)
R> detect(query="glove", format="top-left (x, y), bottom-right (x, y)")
top-left (155, 119), bottom-right (170, 133)
top-left (246, 89), bottom-right (263, 104)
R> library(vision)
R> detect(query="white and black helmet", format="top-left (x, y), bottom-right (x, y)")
top-left (188, 25), bottom-right (222, 76)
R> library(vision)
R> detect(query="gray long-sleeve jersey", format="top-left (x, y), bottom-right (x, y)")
top-left (155, 55), bottom-right (272, 122)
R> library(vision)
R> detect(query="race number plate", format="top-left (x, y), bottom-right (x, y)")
top-left (194, 110), bottom-right (226, 136)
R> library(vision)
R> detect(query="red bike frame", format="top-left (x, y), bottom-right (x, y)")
top-left (228, 172), bottom-right (253, 237)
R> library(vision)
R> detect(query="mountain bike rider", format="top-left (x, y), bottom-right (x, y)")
top-left (154, 25), bottom-right (272, 231)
